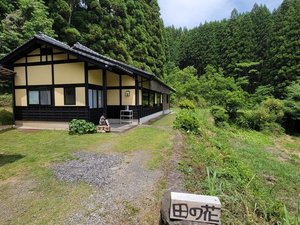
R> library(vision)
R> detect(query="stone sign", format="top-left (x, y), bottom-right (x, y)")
top-left (170, 192), bottom-right (221, 224)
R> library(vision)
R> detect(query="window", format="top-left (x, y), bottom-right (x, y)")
top-left (156, 93), bottom-right (162, 106)
top-left (40, 90), bottom-right (51, 105)
top-left (142, 91), bottom-right (149, 107)
top-left (64, 87), bottom-right (76, 105)
top-left (28, 89), bottom-right (51, 105)
top-left (29, 90), bottom-right (39, 105)
top-left (149, 92), bottom-right (155, 107)
top-left (166, 94), bottom-right (169, 104)
top-left (98, 90), bottom-right (103, 108)
top-left (89, 89), bottom-right (103, 108)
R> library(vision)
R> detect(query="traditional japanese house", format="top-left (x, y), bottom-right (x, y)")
top-left (0, 33), bottom-right (174, 128)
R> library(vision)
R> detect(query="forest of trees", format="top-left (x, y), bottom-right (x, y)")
top-left (0, 0), bottom-right (299, 130)
top-left (0, 0), bottom-right (165, 75)
top-left (165, 0), bottom-right (299, 98)
top-left (164, 0), bottom-right (300, 131)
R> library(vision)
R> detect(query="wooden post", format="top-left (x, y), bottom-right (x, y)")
top-left (119, 74), bottom-right (122, 107)
top-left (135, 74), bottom-right (139, 122)
top-left (11, 75), bottom-right (16, 125)
top-left (103, 69), bottom-right (107, 117)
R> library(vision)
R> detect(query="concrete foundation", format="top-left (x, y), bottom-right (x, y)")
top-left (14, 109), bottom-right (171, 131)
top-left (139, 109), bottom-right (171, 124)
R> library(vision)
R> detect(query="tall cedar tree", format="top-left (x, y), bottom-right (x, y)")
top-left (267, 0), bottom-right (300, 98)
top-left (45, 0), bottom-right (165, 75)
top-left (168, 0), bottom-right (300, 97)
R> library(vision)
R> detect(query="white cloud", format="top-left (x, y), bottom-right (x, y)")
top-left (158, 0), bottom-right (283, 28)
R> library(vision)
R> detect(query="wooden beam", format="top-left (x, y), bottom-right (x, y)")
top-left (0, 66), bottom-right (16, 78)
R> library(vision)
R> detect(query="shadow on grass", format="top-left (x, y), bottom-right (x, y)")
top-left (0, 154), bottom-right (24, 167)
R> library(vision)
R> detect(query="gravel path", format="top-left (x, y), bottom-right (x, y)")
top-left (52, 151), bottom-right (163, 225)
top-left (52, 152), bottom-right (123, 186)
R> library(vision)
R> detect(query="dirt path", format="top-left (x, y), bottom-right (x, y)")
top-left (64, 122), bottom-right (186, 225)
top-left (64, 150), bottom-right (163, 225)
top-left (0, 113), bottom-right (185, 225)
top-left (165, 131), bottom-right (185, 192)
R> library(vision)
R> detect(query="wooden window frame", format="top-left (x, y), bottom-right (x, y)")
top-left (88, 88), bottom-right (103, 109)
top-left (28, 88), bottom-right (52, 106)
top-left (142, 90), bottom-right (149, 107)
top-left (64, 87), bottom-right (76, 105)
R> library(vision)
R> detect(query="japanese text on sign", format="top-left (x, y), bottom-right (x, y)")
top-left (170, 192), bottom-right (221, 224)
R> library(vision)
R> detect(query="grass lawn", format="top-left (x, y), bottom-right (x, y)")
top-left (0, 112), bottom-right (176, 225)
top-left (180, 109), bottom-right (300, 224)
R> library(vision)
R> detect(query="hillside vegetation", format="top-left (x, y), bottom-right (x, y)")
top-left (174, 108), bottom-right (300, 224)
top-left (164, 0), bottom-right (300, 131)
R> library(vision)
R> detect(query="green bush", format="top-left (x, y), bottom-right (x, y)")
top-left (195, 96), bottom-right (207, 108)
top-left (0, 109), bottom-right (13, 125)
top-left (236, 99), bottom-right (284, 131)
top-left (224, 90), bottom-right (247, 119)
top-left (0, 94), bottom-right (12, 107)
top-left (210, 106), bottom-right (229, 125)
top-left (179, 99), bottom-right (196, 110)
top-left (261, 98), bottom-right (284, 123)
top-left (284, 81), bottom-right (300, 121)
top-left (173, 109), bottom-right (201, 134)
top-left (68, 119), bottom-right (97, 135)
top-left (261, 122), bottom-right (284, 135)
top-left (236, 110), bottom-right (256, 129)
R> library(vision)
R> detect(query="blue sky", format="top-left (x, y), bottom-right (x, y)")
top-left (157, 0), bottom-right (283, 28)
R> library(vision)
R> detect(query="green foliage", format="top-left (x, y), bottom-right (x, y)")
top-left (205, 167), bottom-right (219, 196)
top-left (236, 109), bottom-right (259, 130)
top-left (173, 109), bottom-right (202, 135)
top-left (282, 199), bottom-right (300, 225)
top-left (180, 109), bottom-right (300, 224)
top-left (267, 0), bottom-right (300, 98)
top-left (0, 0), bottom-right (165, 75)
top-left (0, 0), bottom-right (16, 20)
top-left (163, 65), bottom-right (200, 102)
top-left (46, 0), bottom-right (165, 75)
top-left (166, 0), bottom-right (299, 99)
top-left (0, 109), bottom-right (13, 125)
top-left (0, 0), bottom-right (55, 57)
top-left (0, 80), bottom-right (11, 94)
top-left (198, 65), bottom-right (248, 118)
top-left (178, 99), bottom-right (196, 110)
top-left (236, 98), bottom-right (284, 132)
top-left (164, 26), bottom-right (187, 65)
top-left (0, 94), bottom-right (12, 107)
top-left (210, 106), bottom-right (229, 125)
top-left (234, 61), bottom-right (262, 92)
top-left (261, 98), bottom-right (284, 123)
top-left (252, 85), bottom-right (274, 104)
top-left (195, 96), bottom-right (208, 108)
top-left (284, 81), bottom-right (300, 121)
top-left (68, 119), bottom-right (97, 135)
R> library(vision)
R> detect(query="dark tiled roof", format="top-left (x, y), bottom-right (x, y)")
top-left (0, 33), bottom-right (175, 92)
top-left (72, 42), bottom-right (155, 77)
top-left (37, 32), bottom-right (70, 49)
top-left (37, 33), bottom-right (115, 68)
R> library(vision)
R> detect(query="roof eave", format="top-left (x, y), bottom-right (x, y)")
top-left (0, 34), bottom-right (175, 92)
